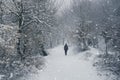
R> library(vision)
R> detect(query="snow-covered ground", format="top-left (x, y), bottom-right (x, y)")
top-left (21, 45), bottom-right (104, 80)
top-left (0, 75), bottom-right (4, 80)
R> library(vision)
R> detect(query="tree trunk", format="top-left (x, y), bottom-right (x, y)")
top-left (17, 14), bottom-right (23, 61)
top-left (17, 37), bottom-right (23, 60)
top-left (105, 41), bottom-right (108, 55)
top-left (17, 0), bottom-right (24, 61)
top-left (82, 38), bottom-right (88, 50)
top-left (0, 1), bottom-right (3, 24)
top-left (105, 39), bottom-right (108, 55)
top-left (50, 40), bottom-right (52, 48)
top-left (0, 13), bottom-right (3, 24)
top-left (63, 38), bottom-right (65, 45)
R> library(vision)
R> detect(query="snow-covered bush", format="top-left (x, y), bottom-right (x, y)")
top-left (0, 56), bottom-right (45, 80)
top-left (94, 53), bottom-right (120, 80)
top-left (0, 24), bottom-right (46, 80)
top-left (0, 24), bottom-right (18, 54)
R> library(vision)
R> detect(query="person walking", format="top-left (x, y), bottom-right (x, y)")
top-left (64, 43), bottom-right (68, 56)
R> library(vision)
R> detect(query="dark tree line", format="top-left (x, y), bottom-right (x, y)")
top-left (0, 0), bottom-right (59, 79)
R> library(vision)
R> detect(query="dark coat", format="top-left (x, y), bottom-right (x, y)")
top-left (64, 44), bottom-right (68, 51)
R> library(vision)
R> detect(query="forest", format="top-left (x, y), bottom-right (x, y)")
top-left (0, 0), bottom-right (120, 80)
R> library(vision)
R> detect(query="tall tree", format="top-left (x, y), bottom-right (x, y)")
top-left (2, 0), bottom-right (57, 60)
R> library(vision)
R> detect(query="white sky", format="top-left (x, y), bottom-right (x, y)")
top-left (55, 0), bottom-right (95, 16)
top-left (56, 0), bottom-right (71, 7)
top-left (56, 0), bottom-right (72, 15)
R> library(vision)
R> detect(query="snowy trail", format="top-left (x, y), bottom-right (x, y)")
top-left (24, 45), bottom-right (103, 80)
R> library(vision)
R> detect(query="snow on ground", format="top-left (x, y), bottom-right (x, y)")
top-left (0, 75), bottom-right (5, 80)
top-left (21, 45), bottom-right (104, 80)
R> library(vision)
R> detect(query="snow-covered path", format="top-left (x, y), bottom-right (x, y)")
top-left (24, 45), bottom-right (103, 80)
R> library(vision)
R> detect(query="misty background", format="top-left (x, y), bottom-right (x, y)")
top-left (0, 0), bottom-right (120, 80)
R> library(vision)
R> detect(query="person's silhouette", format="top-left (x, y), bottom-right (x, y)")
top-left (64, 43), bottom-right (68, 56)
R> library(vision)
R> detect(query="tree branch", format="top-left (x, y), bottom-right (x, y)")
top-left (2, 2), bottom-right (19, 16)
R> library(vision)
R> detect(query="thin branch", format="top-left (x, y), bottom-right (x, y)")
top-left (20, 20), bottom-right (36, 30)
top-left (33, 16), bottom-right (52, 27)
top-left (2, 2), bottom-right (19, 16)
top-left (12, 0), bottom-right (20, 12)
